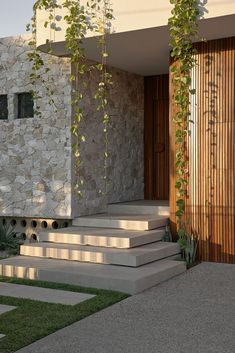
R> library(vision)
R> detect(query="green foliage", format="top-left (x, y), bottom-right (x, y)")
top-left (168, 0), bottom-right (200, 261)
top-left (162, 221), bottom-right (172, 242)
top-left (0, 224), bottom-right (23, 254)
top-left (28, 0), bottom-right (114, 197)
top-left (27, 0), bottom-right (58, 117)
top-left (177, 225), bottom-right (198, 266)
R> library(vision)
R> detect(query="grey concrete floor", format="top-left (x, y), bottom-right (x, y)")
top-left (15, 262), bottom-right (235, 353)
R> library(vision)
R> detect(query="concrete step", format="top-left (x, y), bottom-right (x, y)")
top-left (72, 214), bottom-right (168, 231)
top-left (108, 200), bottom-right (170, 216)
top-left (0, 256), bottom-right (186, 294)
top-left (20, 242), bottom-right (180, 267)
top-left (39, 227), bottom-right (165, 249)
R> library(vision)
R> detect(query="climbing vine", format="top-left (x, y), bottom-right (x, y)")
top-left (94, 0), bottom-right (114, 193)
top-left (168, 0), bottom-right (199, 262)
top-left (27, 0), bottom-right (60, 116)
top-left (28, 0), bottom-right (114, 197)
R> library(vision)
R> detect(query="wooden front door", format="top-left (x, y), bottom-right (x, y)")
top-left (144, 75), bottom-right (169, 200)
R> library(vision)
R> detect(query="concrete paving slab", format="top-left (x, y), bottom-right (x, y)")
top-left (0, 304), bottom-right (16, 315)
top-left (0, 283), bottom-right (95, 305)
top-left (15, 263), bottom-right (235, 353)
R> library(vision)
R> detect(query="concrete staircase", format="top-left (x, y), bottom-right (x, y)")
top-left (0, 201), bottom-right (186, 294)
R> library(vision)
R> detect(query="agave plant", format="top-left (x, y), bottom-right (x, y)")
top-left (162, 220), bottom-right (173, 242)
top-left (0, 223), bottom-right (23, 254)
top-left (177, 226), bottom-right (198, 266)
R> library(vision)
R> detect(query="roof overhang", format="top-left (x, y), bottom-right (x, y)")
top-left (39, 14), bottom-right (235, 76)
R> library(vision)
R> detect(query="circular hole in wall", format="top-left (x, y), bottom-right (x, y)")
top-left (31, 220), bottom-right (37, 228)
top-left (2, 219), bottom-right (6, 226)
top-left (21, 219), bottom-right (27, 227)
top-left (21, 233), bottom-right (27, 240)
top-left (10, 219), bottom-right (17, 226)
top-left (52, 221), bottom-right (59, 229)
top-left (62, 221), bottom-right (69, 228)
top-left (41, 221), bottom-right (48, 229)
top-left (31, 234), bottom-right (37, 242)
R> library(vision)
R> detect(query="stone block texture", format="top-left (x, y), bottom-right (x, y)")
top-left (0, 35), bottom-right (144, 219)
top-left (71, 63), bottom-right (144, 217)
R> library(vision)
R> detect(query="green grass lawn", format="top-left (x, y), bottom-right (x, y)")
top-left (0, 277), bottom-right (129, 353)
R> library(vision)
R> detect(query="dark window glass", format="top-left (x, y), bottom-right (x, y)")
top-left (18, 93), bottom-right (34, 119)
top-left (0, 95), bottom-right (8, 120)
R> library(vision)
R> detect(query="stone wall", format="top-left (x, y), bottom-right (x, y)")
top-left (0, 35), bottom-right (72, 218)
top-left (71, 64), bottom-right (144, 217)
top-left (0, 36), bottom-right (144, 220)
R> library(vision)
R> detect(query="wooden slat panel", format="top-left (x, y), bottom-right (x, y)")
top-left (170, 37), bottom-right (235, 263)
top-left (144, 77), bottom-right (154, 198)
top-left (153, 98), bottom-right (169, 199)
top-left (144, 75), bottom-right (169, 200)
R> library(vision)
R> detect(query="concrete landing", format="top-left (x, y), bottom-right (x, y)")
top-left (39, 227), bottom-right (165, 248)
top-left (20, 242), bottom-right (180, 267)
top-left (108, 200), bottom-right (170, 216)
top-left (72, 213), bottom-right (168, 230)
top-left (0, 282), bottom-right (95, 305)
top-left (0, 256), bottom-right (185, 294)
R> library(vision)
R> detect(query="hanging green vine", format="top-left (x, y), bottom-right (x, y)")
top-left (62, 0), bottom-right (94, 197)
top-left (27, 0), bottom-right (60, 116)
top-left (168, 0), bottom-right (199, 262)
top-left (28, 0), bottom-right (114, 197)
top-left (94, 0), bottom-right (114, 193)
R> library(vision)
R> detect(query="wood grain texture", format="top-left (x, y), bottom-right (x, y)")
top-left (144, 75), bottom-right (169, 200)
top-left (170, 37), bottom-right (235, 263)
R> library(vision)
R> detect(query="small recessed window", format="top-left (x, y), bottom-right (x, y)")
top-left (18, 92), bottom-right (34, 119)
top-left (0, 95), bottom-right (8, 120)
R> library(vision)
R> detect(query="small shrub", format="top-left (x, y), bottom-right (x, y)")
top-left (0, 223), bottom-right (23, 255)
top-left (178, 228), bottom-right (198, 267)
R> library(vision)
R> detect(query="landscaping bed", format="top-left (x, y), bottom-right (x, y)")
top-left (0, 277), bottom-right (129, 353)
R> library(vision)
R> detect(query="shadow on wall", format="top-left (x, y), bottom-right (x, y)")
top-left (189, 39), bottom-right (235, 264)
top-left (170, 38), bottom-right (235, 264)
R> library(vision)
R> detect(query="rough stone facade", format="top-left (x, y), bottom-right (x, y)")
top-left (0, 35), bottom-right (72, 218)
top-left (0, 35), bottom-right (144, 219)
top-left (72, 64), bottom-right (144, 216)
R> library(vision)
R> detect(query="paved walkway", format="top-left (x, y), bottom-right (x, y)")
top-left (0, 304), bottom-right (16, 315)
top-left (0, 283), bottom-right (95, 305)
top-left (16, 262), bottom-right (235, 353)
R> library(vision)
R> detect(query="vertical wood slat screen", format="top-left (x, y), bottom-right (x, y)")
top-left (170, 37), bottom-right (235, 264)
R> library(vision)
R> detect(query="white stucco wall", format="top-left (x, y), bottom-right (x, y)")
top-left (36, 0), bottom-right (235, 49)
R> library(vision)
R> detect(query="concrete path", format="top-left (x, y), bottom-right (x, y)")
top-left (0, 283), bottom-right (95, 305)
top-left (15, 263), bottom-right (235, 353)
top-left (0, 304), bottom-right (16, 315)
